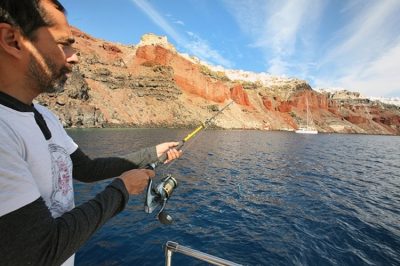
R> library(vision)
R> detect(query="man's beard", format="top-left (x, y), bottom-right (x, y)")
top-left (28, 54), bottom-right (70, 94)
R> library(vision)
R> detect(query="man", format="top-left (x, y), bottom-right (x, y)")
top-left (0, 0), bottom-right (181, 265)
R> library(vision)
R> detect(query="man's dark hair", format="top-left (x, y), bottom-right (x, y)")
top-left (0, 0), bottom-right (66, 40)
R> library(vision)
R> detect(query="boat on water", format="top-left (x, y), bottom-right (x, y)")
top-left (295, 97), bottom-right (318, 134)
top-left (295, 127), bottom-right (318, 134)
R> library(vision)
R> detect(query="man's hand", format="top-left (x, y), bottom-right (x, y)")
top-left (156, 142), bottom-right (183, 164)
top-left (118, 169), bottom-right (155, 195)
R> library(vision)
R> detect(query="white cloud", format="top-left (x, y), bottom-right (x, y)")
top-left (174, 20), bottom-right (184, 26)
top-left (222, 0), bottom-right (267, 38)
top-left (225, 0), bottom-right (400, 97)
top-left (322, 0), bottom-right (400, 67)
top-left (224, 0), bottom-right (325, 75)
top-left (336, 41), bottom-right (400, 97)
top-left (131, 0), bottom-right (184, 43)
top-left (265, 0), bottom-right (315, 55)
top-left (184, 32), bottom-right (233, 68)
top-left (314, 40), bottom-right (400, 97)
top-left (264, 0), bottom-right (325, 74)
top-left (316, 0), bottom-right (400, 97)
top-left (267, 57), bottom-right (289, 76)
top-left (131, 0), bottom-right (233, 68)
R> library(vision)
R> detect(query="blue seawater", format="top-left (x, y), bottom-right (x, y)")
top-left (68, 129), bottom-right (400, 266)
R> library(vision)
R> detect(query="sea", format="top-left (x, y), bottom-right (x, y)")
top-left (67, 128), bottom-right (400, 266)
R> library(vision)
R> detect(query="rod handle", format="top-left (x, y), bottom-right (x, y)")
top-left (156, 141), bottom-right (184, 165)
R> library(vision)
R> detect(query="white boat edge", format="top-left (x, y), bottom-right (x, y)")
top-left (295, 128), bottom-right (318, 134)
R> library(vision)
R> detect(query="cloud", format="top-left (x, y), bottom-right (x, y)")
top-left (224, 0), bottom-right (325, 75)
top-left (336, 41), bottom-right (400, 97)
top-left (222, 0), bottom-right (267, 38)
top-left (267, 57), bottom-right (289, 76)
top-left (130, 0), bottom-right (184, 43)
top-left (322, 0), bottom-right (400, 67)
top-left (184, 32), bottom-right (234, 68)
top-left (225, 0), bottom-right (400, 97)
top-left (264, 0), bottom-right (325, 74)
top-left (314, 40), bottom-right (400, 97)
top-left (316, 0), bottom-right (400, 97)
top-left (131, 0), bottom-right (233, 68)
top-left (174, 20), bottom-right (184, 26)
top-left (265, 0), bottom-right (317, 55)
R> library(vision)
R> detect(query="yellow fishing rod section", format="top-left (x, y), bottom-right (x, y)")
top-left (181, 100), bottom-right (233, 144)
top-left (155, 100), bottom-right (234, 164)
top-left (182, 123), bottom-right (206, 143)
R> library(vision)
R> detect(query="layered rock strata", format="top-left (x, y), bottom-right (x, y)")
top-left (36, 30), bottom-right (400, 135)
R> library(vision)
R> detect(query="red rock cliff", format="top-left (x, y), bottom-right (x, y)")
top-left (36, 30), bottom-right (400, 135)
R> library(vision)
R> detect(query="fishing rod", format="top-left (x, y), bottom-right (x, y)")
top-left (145, 100), bottom-right (234, 225)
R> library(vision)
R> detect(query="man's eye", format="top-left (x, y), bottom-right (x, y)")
top-left (61, 45), bottom-right (77, 54)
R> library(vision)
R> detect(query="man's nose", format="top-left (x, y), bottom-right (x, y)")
top-left (67, 51), bottom-right (79, 65)
top-left (64, 46), bottom-right (79, 65)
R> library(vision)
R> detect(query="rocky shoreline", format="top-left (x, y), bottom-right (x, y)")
top-left (36, 29), bottom-right (400, 135)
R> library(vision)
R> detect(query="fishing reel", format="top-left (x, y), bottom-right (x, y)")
top-left (144, 174), bottom-right (178, 225)
top-left (143, 101), bottom-right (234, 224)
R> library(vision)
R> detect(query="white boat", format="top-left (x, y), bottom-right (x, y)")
top-left (295, 97), bottom-right (318, 134)
top-left (295, 127), bottom-right (318, 134)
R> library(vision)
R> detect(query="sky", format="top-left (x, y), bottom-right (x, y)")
top-left (61, 0), bottom-right (400, 98)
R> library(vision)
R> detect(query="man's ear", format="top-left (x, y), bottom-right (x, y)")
top-left (0, 23), bottom-right (24, 59)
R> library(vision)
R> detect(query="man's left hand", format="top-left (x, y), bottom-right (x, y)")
top-left (156, 142), bottom-right (182, 164)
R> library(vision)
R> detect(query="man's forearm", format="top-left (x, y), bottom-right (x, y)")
top-left (0, 178), bottom-right (128, 266)
top-left (72, 147), bottom-right (158, 182)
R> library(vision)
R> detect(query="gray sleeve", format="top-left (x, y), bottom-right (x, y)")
top-left (72, 147), bottom-right (159, 183)
top-left (0, 178), bottom-right (129, 266)
top-left (121, 146), bottom-right (159, 168)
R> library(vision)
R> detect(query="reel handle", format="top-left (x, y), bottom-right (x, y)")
top-left (158, 211), bottom-right (173, 225)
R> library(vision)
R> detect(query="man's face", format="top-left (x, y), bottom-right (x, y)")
top-left (26, 0), bottom-right (78, 93)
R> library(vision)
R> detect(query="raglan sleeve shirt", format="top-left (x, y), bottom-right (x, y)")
top-left (0, 121), bottom-right (42, 216)
top-left (0, 103), bottom-right (158, 266)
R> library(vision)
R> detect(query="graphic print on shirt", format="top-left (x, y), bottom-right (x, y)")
top-left (49, 143), bottom-right (74, 217)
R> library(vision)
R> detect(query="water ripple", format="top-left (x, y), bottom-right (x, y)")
top-left (69, 129), bottom-right (400, 265)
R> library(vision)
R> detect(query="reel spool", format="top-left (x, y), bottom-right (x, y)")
top-left (144, 175), bottom-right (178, 224)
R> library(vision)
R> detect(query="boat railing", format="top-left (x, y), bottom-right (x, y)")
top-left (164, 241), bottom-right (243, 266)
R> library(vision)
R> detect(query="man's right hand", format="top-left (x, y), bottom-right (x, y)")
top-left (118, 169), bottom-right (155, 195)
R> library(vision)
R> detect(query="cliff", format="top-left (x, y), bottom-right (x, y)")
top-left (36, 29), bottom-right (400, 135)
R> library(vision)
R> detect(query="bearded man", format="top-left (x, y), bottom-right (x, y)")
top-left (0, 1), bottom-right (181, 265)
